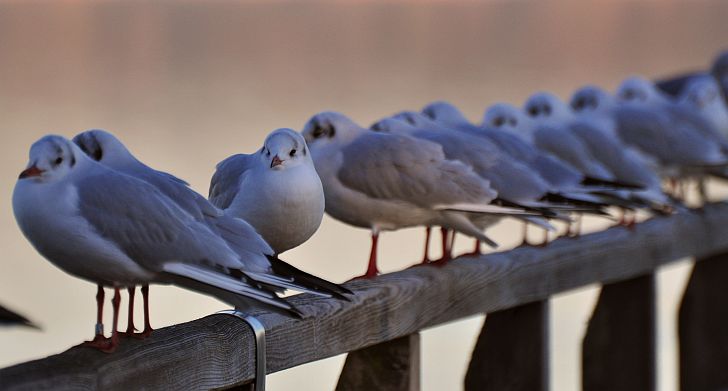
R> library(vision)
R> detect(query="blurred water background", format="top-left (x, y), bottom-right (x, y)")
top-left (1, 1), bottom-right (727, 390)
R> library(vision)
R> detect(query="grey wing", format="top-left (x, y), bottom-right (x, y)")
top-left (411, 129), bottom-right (547, 202)
top-left (209, 153), bottom-right (256, 210)
top-left (337, 133), bottom-right (497, 208)
top-left (570, 122), bottom-right (660, 189)
top-left (533, 125), bottom-right (615, 180)
top-left (615, 106), bottom-right (725, 166)
top-left (483, 129), bottom-right (583, 190)
top-left (134, 168), bottom-right (222, 220)
top-left (77, 170), bottom-right (243, 272)
top-left (668, 104), bottom-right (728, 151)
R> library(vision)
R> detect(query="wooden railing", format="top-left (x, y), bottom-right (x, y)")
top-left (3, 202), bottom-right (728, 390)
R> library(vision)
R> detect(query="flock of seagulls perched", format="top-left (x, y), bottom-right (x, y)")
top-left (7, 50), bottom-right (728, 353)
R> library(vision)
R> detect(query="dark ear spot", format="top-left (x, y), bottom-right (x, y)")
top-left (70, 154), bottom-right (76, 167)
top-left (328, 126), bottom-right (336, 138)
top-left (303, 146), bottom-right (307, 156)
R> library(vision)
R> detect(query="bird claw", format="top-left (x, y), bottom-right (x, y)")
top-left (79, 334), bottom-right (118, 353)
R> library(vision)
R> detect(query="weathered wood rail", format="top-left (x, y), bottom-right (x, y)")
top-left (3, 202), bottom-right (728, 390)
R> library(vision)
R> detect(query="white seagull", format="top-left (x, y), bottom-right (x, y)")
top-left (302, 112), bottom-right (536, 278)
top-left (209, 128), bottom-right (325, 255)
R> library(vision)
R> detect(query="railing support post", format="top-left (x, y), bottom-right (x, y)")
top-left (679, 253), bottom-right (728, 391)
top-left (335, 333), bottom-right (420, 391)
top-left (464, 300), bottom-right (549, 391)
top-left (582, 274), bottom-right (656, 391)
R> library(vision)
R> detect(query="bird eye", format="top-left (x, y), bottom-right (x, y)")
top-left (528, 107), bottom-right (538, 116)
top-left (494, 117), bottom-right (505, 127)
top-left (290, 149), bottom-right (297, 157)
top-left (54, 157), bottom-right (63, 165)
top-left (312, 127), bottom-right (324, 138)
top-left (573, 98), bottom-right (584, 110)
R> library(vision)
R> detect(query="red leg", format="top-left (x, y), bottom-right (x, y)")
top-left (351, 231), bottom-right (381, 280)
top-left (440, 228), bottom-right (451, 261)
top-left (120, 286), bottom-right (136, 336)
top-left (138, 284), bottom-right (154, 338)
top-left (80, 285), bottom-right (107, 348)
top-left (421, 226), bottom-right (432, 264)
top-left (520, 222), bottom-right (533, 246)
top-left (362, 231), bottom-right (380, 278)
top-left (99, 287), bottom-right (121, 353)
top-left (431, 228), bottom-right (453, 266)
top-left (465, 239), bottom-right (481, 256)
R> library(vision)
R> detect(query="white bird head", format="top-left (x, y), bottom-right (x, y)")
top-left (302, 111), bottom-right (363, 148)
top-left (391, 111), bottom-right (443, 128)
top-left (523, 92), bottom-right (573, 125)
top-left (482, 103), bottom-right (526, 130)
top-left (370, 117), bottom-right (413, 133)
top-left (616, 76), bottom-right (668, 105)
top-left (260, 128), bottom-right (311, 170)
top-left (680, 76), bottom-right (728, 136)
top-left (570, 85), bottom-right (615, 114)
top-left (482, 103), bottom-right (535, 142)
top-left (19, 135), bottom-right (84, 183)
top-left (72, 129), bottom-right (134, 167)
top-left (421, 101), bottom-right (471, 127)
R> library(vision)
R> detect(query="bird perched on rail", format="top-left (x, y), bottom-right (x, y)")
top-left (15, 134), bottom-right (347, 352)
top-left (208, 128), bottom-right (325, 256)
top-left (302, 111), bottom-right (544, 279)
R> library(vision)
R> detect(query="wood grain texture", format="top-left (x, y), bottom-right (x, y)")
top-left (3, 203), bottom-right (728, 390)
top-left (336, 333), bottom-right (420, 391)
top-left (679, 253), bottom-right (728, 391)
top-left (464, 301), bottom-right (549, 391)
top-left (582, 274), bottom-right (656, 391)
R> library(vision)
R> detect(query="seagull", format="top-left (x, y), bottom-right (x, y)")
top-left (14, 135), bottom-right (338, 352)
top-left (0, 303), bottom-right (39, 329)
top-left (371, 115), bottom-right (564, 252)
top-left (209, 128), bottom-right (325, 255)
top-left (677, 76), bottom-right (728, 139)
top-left (302, 112), bottom-right (538, 278)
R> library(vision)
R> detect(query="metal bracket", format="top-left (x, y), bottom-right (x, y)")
top-left (217, 310), bottom-right (266, 391)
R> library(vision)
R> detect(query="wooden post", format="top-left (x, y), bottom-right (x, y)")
top-left (679, 253), bottom-right (728, 391)
top-left (335, 333), bottom-right (420, 391)
top-left (582, 274), bottom-right (656, 391)
top-left (464, 301), bottom-right (549, 391)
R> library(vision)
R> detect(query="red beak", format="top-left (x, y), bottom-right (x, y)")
top-left (270, 155), bottom-right (283, 168)
top-left (19, 165), bottom-right (44, 179)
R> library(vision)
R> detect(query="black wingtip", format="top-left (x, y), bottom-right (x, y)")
top-left (266, 255), bottom-right (353, 299)
top-left (581, 176), bottom-right (645, 190)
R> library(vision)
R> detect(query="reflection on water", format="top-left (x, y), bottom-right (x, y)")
top-left (0, 2), bottom-right (726, 390)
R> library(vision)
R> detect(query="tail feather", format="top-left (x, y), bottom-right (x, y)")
top-left (581, 176), bottom-right (644, 190)
top-left (266, 256), bottom-right (353, 300)
top-left (434, 202), bottom-right (543, 216)
top-left (162, 262), bottom-right (302, 318)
